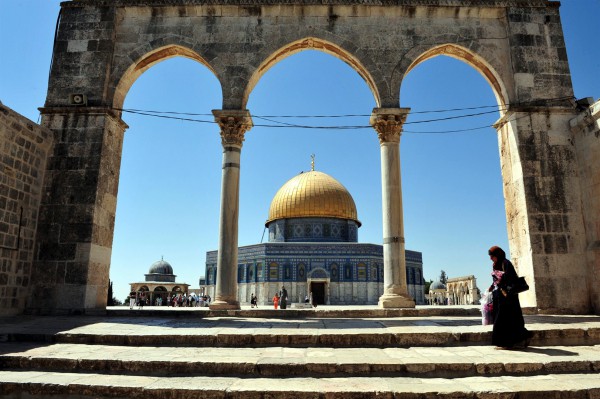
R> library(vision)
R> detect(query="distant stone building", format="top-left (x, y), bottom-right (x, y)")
top-left (205, 167), bottom-right (425, 305)
top-left (427, 280), bottom-right (448, 305)
top-left (427, 275), bottom-right (480, 305)
top-left (129, 258), bottom-right (189, 305)
top-left (446, 275), bottom-right (480, 305)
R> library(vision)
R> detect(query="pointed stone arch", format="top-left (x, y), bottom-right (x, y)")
top-left (401, 43), bottom-right (509, 109)
top-left (113, 44), bottom-right (220, 110)
top-left (243, 37), bottom-right (380, 109)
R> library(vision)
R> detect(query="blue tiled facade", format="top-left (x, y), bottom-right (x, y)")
top-left (268, 217), bottom-right (359, 243)
top-left (205, 242), bottom-right (425, 305)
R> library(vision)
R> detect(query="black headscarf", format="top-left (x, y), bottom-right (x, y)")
top-left (488, 246), bottom-right (506, 271)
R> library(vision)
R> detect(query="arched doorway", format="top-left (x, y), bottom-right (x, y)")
top-left (307, 268), bottom-right (330, 305)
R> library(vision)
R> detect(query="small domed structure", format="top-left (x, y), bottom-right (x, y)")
top-left (427, 280), bottom-right (447, 306)
top-left (149, 259), bottom-right (173, 275)
top-left (144, 258), bottom-right (176, 283)
top-left (130, 257), bottom-right (190, 306)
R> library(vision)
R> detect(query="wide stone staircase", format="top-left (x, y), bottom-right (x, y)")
top-left (1, 307), bottom-right (599, 398)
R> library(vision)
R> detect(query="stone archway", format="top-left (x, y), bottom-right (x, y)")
top-left (27, 0), bottom-right (595, 314)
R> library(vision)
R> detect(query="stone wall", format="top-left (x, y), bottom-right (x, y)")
top-left (571, 99), bottom-right (600, 313)
top-left (0, 104), bottom-right (53, 316)
top-left (30, 109), bottom-right (126, 314)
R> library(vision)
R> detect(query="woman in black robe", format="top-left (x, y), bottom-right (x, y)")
top-left (488, 246), bottom-right (531, 349)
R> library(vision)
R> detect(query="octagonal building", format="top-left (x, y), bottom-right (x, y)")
top-left (205, 168), bottom-right (424, 306)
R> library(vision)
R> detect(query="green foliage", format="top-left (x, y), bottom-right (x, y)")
top-left (439, 270), bottom-right (448, 284)
top-left (424, 279), bottom-right (433, 294)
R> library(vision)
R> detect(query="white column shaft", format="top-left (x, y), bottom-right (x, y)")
top-left (215, 146), bottom-right (241, 306)
top-left (380, 141), bottom-right (408, 294)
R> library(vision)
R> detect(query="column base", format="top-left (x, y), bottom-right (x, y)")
top-left (209, 300), bottom-right (240, 310)
top-left (378, 294), bottom-right (415, 309)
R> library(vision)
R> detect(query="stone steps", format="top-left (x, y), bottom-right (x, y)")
top-left (1, 312), bottom-right (600, 398)
top-left (3, 315), bottom-right (600, 348)
top-left (1, 343), bottom-right (599, 379)
top-left (0, 370), bottom-right (599, 398)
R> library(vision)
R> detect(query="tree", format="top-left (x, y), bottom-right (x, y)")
top-left (424, 279), bottom-right (433, 294)
top-left (107, 280), bottom-right (114, 306)
top-left (106, 280), bottom-right (124, 306)
top-left (439, 270), bottom-right (448, 285)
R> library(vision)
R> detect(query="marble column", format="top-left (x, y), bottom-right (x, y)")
top-left (210, 110), bottom-right (253, 310)
top-left (370, 108), bottom-right (415, 308)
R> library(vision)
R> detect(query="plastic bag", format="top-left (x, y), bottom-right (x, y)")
top-left (480, 291), bottom-right (494, 326)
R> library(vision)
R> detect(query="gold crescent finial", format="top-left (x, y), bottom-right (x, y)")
top-left (310, 154), bottom-right (315, 171)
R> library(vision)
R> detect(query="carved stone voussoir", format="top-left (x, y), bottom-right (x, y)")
top-left (213, 110), bottom-right (253, 147)
top-left (370, 108), bottom-right (410, 144)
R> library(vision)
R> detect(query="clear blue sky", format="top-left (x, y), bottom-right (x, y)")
top-left (1, 1), bottom-right (599, 303)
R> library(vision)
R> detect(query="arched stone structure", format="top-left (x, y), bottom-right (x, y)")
top-left (447, 276), bottom-right (480, 305)
top-left (29, 0), bottom-right (595, 314)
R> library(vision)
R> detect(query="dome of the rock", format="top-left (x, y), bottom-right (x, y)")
top-left (266, 170), bottom-right (360, 226)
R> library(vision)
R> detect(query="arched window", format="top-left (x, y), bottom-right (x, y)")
top-left (357, 263), bottom-right (366, 280)
top-left (370, 265), bottom-right (377, 281)
top-left (269, 262), bottom-right (279, 280)
top-left (297, 263), bottom-right (306, 282)
top-left (257, 262), bottom-right (263, 280)
top-left (329, 263), bottom-right (339, 282)
top-left (344, 264), bottom-right (353, 281)
top-left (248, 264), bottom-right (255, 282)
top-left (238, 264), bottom-right (245, 283)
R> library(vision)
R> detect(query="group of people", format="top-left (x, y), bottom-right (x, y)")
top-left (272, 286), bottom-right (289, 309)
top-left (166, 293), bottom-right (211, 307)
top-left (248, 289), bottom-right (318, 309)
top-left (129, 291), bottom-right (145, 309)
top-left (128, 292), bottom-right (211, 309)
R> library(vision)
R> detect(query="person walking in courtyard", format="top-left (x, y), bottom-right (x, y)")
top-left (487, 246), bottom-right (531, 349)
top-left (310, 291), bottom-right (317, 308)
top-left (138, 292), bottom-right (145, 309)
top-left (250, 293), bottom-right (257, 308)
top-left (272, 293), bottom-right (280, 309)
top-left (280, 286), bottom-right (288, 309)
top-left (129, 291), bottom-right (136, 309)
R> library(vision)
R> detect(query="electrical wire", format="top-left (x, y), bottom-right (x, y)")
top-left (114, 96), bottom-right (574, 134)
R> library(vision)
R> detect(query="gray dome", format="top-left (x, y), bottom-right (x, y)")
top-left (430, 280), bottom-right (446, 290)
top-left (149, 259), bottom-right (173, 275)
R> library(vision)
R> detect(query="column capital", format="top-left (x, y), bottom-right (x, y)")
top-left (212, 109), bottom-right (253, 147)
top-left (370, 108), bottom-right (410, 144)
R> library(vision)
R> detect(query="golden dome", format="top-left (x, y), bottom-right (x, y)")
top-left (266, 170), bottom-right (361, 226)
